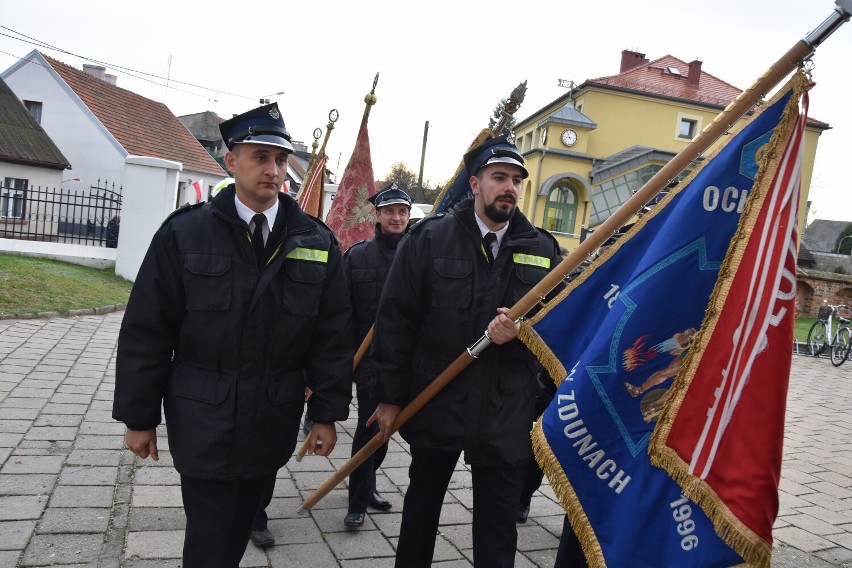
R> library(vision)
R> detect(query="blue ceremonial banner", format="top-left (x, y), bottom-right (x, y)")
top-left (431, 130), bottom-right (492, 214)
top-left (520, 84), bottom-right (798, 567)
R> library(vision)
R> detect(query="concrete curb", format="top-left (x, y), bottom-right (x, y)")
top-left (0, 303), bottom-right (127, 320)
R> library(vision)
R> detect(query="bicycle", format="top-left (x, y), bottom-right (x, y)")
top-left (833, 318), bottom-right (852, 366)
top-left (806, 301), bottom-right (852, 366)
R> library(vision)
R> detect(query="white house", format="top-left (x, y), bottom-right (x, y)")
top-left (1, 50), bottom-right (226, 204)
top-left (0, 76), bottom-right (69, 224)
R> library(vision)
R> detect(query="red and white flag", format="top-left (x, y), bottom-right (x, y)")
top-left (651, 79), bottom-right (808, 566)
top-left (188, 179), bottom-right (204, 204)
top-left (297, 154), bottom-right (328, 218)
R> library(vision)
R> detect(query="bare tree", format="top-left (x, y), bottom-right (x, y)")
top-left (385, 162), bottom-right (421, 200)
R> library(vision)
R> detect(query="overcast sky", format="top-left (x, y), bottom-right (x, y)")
top-left (1, 0), bottom-right (850, 222)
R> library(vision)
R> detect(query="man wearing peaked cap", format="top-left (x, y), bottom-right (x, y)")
top-left (114, 102), bottom-right (354, 567)
top-left (368, 135), bottom-right (565, 567)
top-left (342, 182), bottom-right (411, 528)
top-left (463, 134), bottom-right (529, 180)
top-left (368, 183), bottom-right (413, 209)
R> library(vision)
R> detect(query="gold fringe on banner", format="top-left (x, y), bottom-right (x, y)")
top-left (648, 70), bottom-right (809, 568)
top-left (531, 419), bottom-right (608, 568)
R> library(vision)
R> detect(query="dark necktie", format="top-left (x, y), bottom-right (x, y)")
top-left (483, 232), bottom-right (497, 263)
top-left (251, 213), bottom-right (266, 270)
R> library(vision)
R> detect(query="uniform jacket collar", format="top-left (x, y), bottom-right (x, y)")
top-left (450, 198), bottom-right (538, 245)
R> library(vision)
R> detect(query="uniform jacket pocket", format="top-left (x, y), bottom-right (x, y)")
top-left (170, 363), bottom-right (232, 404)
top-left (350, 267), bottom-right (378, 301)
top-left (280, 262), bottom-right (326, 316)
top-left (183, 253), bottom-right (232, 311)
top-left (431, 258), bottom-right (472, 309)
top-left (511, 264), bottom-right (548, 304)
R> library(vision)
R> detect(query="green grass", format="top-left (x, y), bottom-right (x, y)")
top-left (0, 253), bottom-right (132, 316)
top-left (795, 316), bottom-right (816, 342)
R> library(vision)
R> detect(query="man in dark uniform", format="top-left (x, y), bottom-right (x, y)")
top-left (113, 103), bottom-right (353, 568)
top-left (342, 184), bottom-right (412, 528)
top-left (369, 135), bottom-right (563, 568)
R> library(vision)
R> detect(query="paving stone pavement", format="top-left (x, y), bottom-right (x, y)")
top-left (0, 312), bottom-right (849, 567)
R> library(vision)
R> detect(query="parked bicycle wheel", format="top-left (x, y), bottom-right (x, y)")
top-left (831, 327), bottom-right (851, 366)
top-left (807, 320), bottom-right (827, 357)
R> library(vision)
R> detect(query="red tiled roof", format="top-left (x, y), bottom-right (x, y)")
top-left (586, 55), bottom-right (743, 107)
top-left (44, 54), bottom-right (224, 176)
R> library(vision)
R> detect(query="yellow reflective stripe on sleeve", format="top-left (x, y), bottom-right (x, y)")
top-left (512, 253), bottom-right (550, 269)
top-left (285, 247), bottom-right (329, 263)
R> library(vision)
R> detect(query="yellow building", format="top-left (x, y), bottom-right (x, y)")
top-left (513, 50), bottom-right (827, 250)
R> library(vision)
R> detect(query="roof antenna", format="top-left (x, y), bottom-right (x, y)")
top-left (165, 54), bottom-right (172, 104)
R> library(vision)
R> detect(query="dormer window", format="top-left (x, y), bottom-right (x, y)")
top-left (678, 118), bottom-right (697, 139)
top-left (667, 66), bottom-right (682, 76)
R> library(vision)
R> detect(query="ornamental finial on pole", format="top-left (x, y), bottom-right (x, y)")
top-left (494, 80), bottom-right (527, 135)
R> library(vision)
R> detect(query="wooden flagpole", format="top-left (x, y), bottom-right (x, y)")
top-left (295, 75), bottom-right (380, 460)
top-left (297, 1), bottom-right (851, 513)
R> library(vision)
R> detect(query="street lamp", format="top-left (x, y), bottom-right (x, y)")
top-left (836, 235), bottom-right (852, 254)
top-left (259, 90), bottom-right (285, 104)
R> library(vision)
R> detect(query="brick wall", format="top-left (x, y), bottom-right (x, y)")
top-left (797, 268), bottom-right (852, 317)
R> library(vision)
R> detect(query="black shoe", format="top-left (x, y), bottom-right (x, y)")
top-left (368, 490), bottom-right (392, 511)
top-left (517, 505), bottom-right (530, 523)
top-left (250, 528), bottom-right (275, 547)
top-left (302, 417), bottom-right (313, 436)
top-left (344, 512), bottom-right (365, 528)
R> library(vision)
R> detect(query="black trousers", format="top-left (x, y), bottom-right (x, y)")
top-left (395, 447), bottom-right (525, 568)
top-left (348, 381), bottom-right (389, 513)
top-left (519, 456), bottom-right (546, 508)
top-left (251, 474), bottom-right (277, 531)
top-left (554, 515), bottom-right (589, 567)
top-left (180, 472), bottom-right (276, 568)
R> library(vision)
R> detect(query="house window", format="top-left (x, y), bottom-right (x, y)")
top-left (542, 184), bottom-right (577, 235)
top-left (678, 118), bottom-right (697, 139)
top-left (2, 178), bottom-right (28, 218)
top-left (24, 101), bottom-right (42, 124)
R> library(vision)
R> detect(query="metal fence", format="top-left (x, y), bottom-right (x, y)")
top-left (0, 179), bottom-right (122, 247)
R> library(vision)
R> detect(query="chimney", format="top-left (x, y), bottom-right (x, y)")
top-left (82, 64), bottom-right (106, 80)
top-left (82, 64), bottom-right (118, 85)
top-left (620, 49), bottom-right (648, 73)
top-left (687, 59), bottom-right (702, 88)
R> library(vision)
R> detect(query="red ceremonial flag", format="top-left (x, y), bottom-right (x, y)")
top-left (650, 76), bottom-right (808, 566)
top-left (189, 179), bottom-right (203, 204)
top-left (325, 121), bottom-right (376, 252)
top-left (297, 154), bottom-right (328, 218)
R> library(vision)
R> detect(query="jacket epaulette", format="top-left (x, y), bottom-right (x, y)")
top-left (345, 239), bottom-right (368, 256)
top-left (535, 226), bottom-right (561, 249)
top-left (295, 210), bottom-right (340, 247)
top-left (408, 213), bottom-right (443, 234)
top-left (161, 201), bottom-right (205, 227)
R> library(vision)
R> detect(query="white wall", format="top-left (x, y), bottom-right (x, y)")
top-left (0, 162), bottom-right (64, 192)
top-left (323, 184), bottom-right (338, 222)
top-left (0, 238), bottom-right (115, 269)
top-left (115, 156), bottom-right (181, 282)
top-left (2, 53), bottom-right (127, 187)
